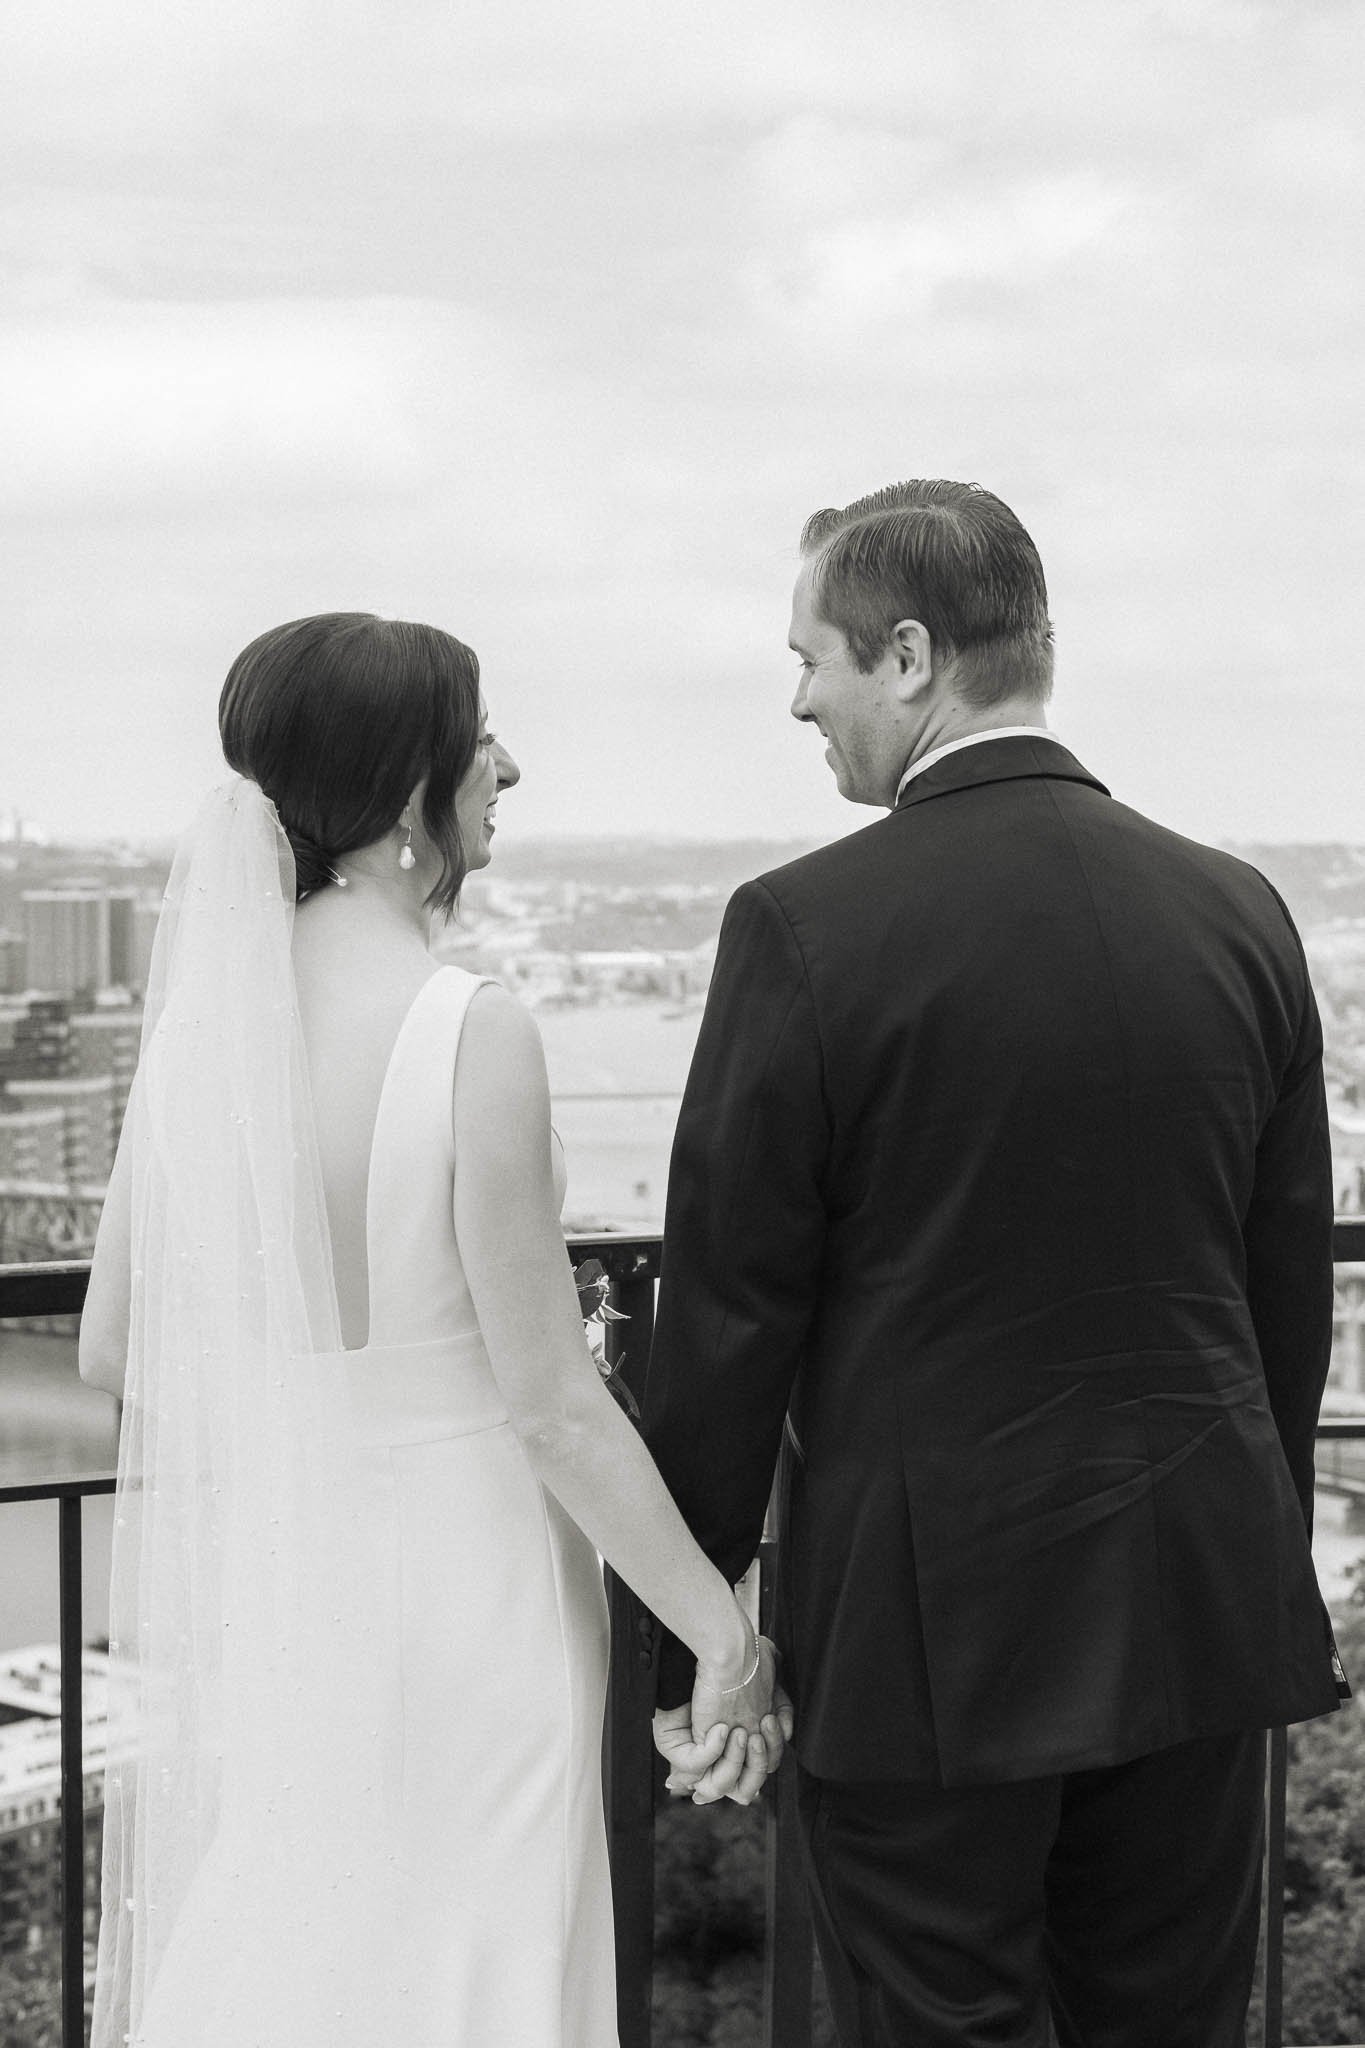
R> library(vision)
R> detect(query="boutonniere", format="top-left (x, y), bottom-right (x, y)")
top-left (573, 1257), bottom-right (640, 1422)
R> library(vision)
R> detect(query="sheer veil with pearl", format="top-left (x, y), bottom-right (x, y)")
top-left (90, 777), bottom-right (353, 2045)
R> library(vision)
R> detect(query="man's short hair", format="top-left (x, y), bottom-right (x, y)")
top-left (801, 480), bottom-right (1054, 705)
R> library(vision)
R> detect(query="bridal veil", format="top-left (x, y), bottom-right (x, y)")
top-left (91, 779), bottom-right (364, 2044)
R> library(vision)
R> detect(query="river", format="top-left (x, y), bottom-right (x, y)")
top-left (0, 1329), bottom-right (119, 1647)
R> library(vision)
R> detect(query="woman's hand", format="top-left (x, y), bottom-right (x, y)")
top-left (651, 1637), bottom-right (795, 1805)
top-left (692, 1631), bottom-right (777, 1741)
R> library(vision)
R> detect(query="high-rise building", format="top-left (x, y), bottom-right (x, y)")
top-left (132, 898), bottom-right (161, 996)
top-left (70, 1008), bottom-right (144, 1132)
top-left (3, 1075), bottom-right (115, 1185)
top-left (0, 1106), bottom-right (65, 1184)
top-left (0, 998), bottom-right (72, 1083)
top-left (0, 1647), bottom-right (108, 1965)
top-left (106, 889), bottom-right (139, 989)
top-left (21, 891), bottom-right (110, 999)
top-left (0, 1007), bottom-right (24, 1072)
top-left (0, 931), bottom-right (26, 996)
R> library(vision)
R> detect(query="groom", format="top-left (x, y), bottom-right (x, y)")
top-left (643, 479), bottom-right (1343, 2045)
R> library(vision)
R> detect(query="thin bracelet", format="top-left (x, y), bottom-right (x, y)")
top-left (712, 1640), bottom-right (761, 1694)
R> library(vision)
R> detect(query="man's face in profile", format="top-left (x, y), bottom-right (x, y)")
top-left (788, 564), bottom-right (903, 808)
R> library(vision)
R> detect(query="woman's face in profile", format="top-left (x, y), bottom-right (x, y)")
top-left (454, 698), bottom-right (520, 871)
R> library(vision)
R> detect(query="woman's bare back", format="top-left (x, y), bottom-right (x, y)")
top-left (290, 896), bottom-right (440, 1349)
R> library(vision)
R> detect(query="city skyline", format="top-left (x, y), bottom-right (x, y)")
top-left (7, 818), bottom-right (1365, 857)
top-left (2, 1), bottom-right (1360, 851)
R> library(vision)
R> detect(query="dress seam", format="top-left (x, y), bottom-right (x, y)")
top-left (529, 1475), bottom-right (577, 1995)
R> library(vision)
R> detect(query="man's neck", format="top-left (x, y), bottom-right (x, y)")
top-left (894, 712), bottom-right (1059, 807)
top-left (907, 702), bottom-right (1050, 769)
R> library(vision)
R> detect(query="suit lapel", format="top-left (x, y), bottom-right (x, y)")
top-left (895, 736), bottom-right (1110, 811)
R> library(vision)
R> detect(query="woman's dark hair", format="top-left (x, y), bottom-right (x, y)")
top-left (218, 613), bottom-right (482, 913)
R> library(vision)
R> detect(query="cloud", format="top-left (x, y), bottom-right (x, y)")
top-left (4, 0), bottom-right (283, 152)
top-left (15, 0), bottom-right (1304, 161)
top-left (0, 299), bottom-right (451, 514)
top-left (0, 0), bottom-right (921, 154)
top-left (0, 0), bottom-right (1360, 845)
top-left (745, 170), bottom-right (1141, 342)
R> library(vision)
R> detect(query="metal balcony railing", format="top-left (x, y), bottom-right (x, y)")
top-left (3, 1220), bottom-right (1364, 2048)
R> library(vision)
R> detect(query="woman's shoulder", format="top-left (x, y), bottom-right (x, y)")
top-left (388, 965), bottom-right (531, 1074)
top-left (401, 961), bottom-right (501, 1021)
top-left (458, 973), bottom-right (541, 1052)
top-left (452, 978), bottom-right (549, 1107)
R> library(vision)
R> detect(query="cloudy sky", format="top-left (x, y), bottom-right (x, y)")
top-left (2, 0), bottom-right (1360, 849)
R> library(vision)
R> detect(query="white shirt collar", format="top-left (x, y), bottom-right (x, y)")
top-left (895, 728), bottom-right (1066, 806)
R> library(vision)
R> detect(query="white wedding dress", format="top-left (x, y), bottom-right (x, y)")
top-left (128, 965), bottom-right (619, 2046)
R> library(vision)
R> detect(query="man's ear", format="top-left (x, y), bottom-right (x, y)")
top-left (888, 619), bottom-right (935, 706)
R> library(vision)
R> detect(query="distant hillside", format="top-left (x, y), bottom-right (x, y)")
top-left (494, 835), bottom-right (1365, 932)
top-left (3, 834), bottom-right (1362, 939)
top-left (1224, 845), bottom-right (1365, 930)
top-left (485, 836), bottom-right (826, 896)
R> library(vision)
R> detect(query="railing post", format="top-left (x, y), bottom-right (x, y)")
top-left (763, 1760), bottom-right (814, 2048)
top-left (59, 1491), bottom-right (86, 2048)
top-left (1263, 1726), bottom-right (1287, 2048)
top-left (603, 1256), bottom-right (662, 2048)
top-left (613, 1261), bottom-right (657, 1384)
top-left (758, 1446), bottom-right (816, 2048)
top-left (604, 1568), bottom-right (661, 2048)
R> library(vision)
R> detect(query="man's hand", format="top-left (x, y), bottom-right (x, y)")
top-left (652, 1704), bottom-right (730, 1790)
top-left (651, 1637), bottom-right (795, 1806)
top-left (653, 1704), bottom-right (782, 1806)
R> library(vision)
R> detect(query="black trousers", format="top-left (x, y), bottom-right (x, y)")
top-left (796, 1729), bottom-right (1266, 2048)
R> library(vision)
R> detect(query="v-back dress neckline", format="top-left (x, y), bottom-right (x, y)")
top-left (337, 965), bottom-right (453, 1355)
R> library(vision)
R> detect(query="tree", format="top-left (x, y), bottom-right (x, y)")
top-left (651, 1796), bottom-right (838, 2046)
top-left (0, 1949), bottom-right (62, 2048)
top-left (1273, 1567), bottom-right (1365, 2043)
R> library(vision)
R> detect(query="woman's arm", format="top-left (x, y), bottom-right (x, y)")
top-left (78, 1109), bottom-right (133, 1400)
top-left (452, 984), bottom-right (767, 1711)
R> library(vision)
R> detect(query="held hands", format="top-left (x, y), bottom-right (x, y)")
top-left (652, 1635), bottom-right (794, 1806)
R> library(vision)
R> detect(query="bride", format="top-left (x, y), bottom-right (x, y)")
top-left (78, 612), bottom-right (789, 2047)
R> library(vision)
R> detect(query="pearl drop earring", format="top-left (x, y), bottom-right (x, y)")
top-left (398, 821), bottom-right (415, 871)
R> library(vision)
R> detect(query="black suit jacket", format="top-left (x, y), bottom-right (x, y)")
top-left (643, 738), bottom-right (1341, 1786)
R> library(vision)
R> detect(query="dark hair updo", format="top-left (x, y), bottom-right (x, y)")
top-left (218, 613), bottom-right (482, 914)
